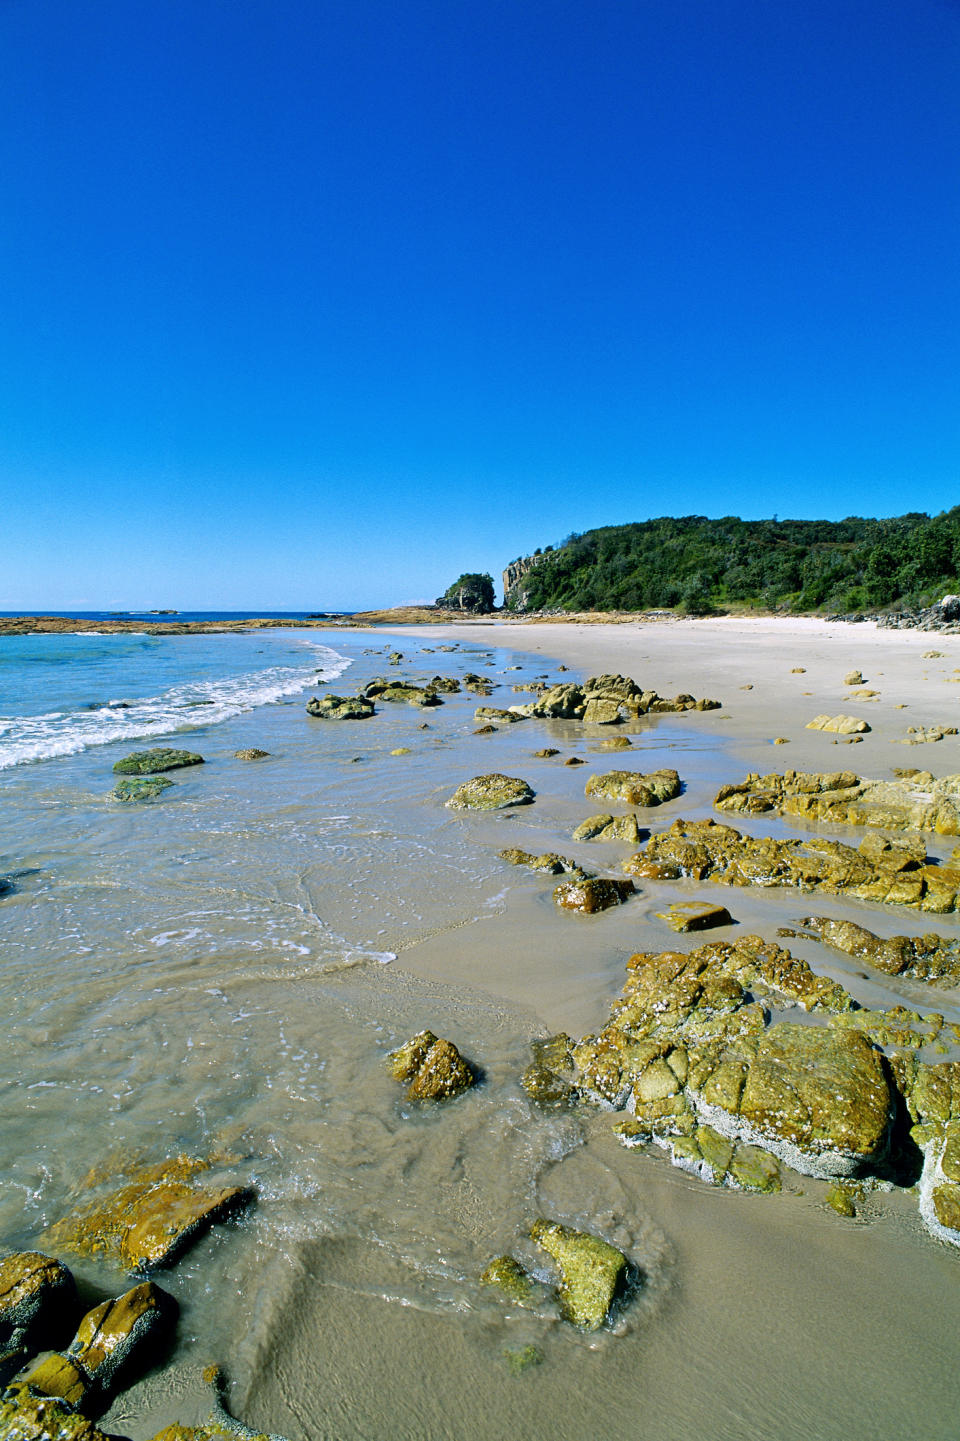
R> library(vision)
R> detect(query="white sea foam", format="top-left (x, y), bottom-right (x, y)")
top-left (0, 643), bottom-right (350, 769)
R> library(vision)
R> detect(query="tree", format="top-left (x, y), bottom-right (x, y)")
top-left (436, 573), bottom-right (496, 613)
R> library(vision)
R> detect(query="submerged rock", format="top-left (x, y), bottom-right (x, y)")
top-left (715, 768), bottom-right (960, 836)
top-left (498, 848), bottom-right (586, 877)
top-left (306, 694), bottom-right (375, 720)
top-left (388, 1031), bottom-right (475, 1102)
top-left (113, 748), bottom-right (204, 775)
top-left (529, 1220), bottom-right (628, 1330)
top-left (553, 877), bottom-right (635, 913)
top-left (633, 817), bottom-right (960, 913)
top-left (233, 748), bottom-right (270, 760)
top-left (585, 768), bottom-right (681, 807)
top-left (446, 774), bottom-right (535, 810)
top-left (45, 1156), bottom-right (254, 1275)
top-left (480, 1256), bottom-right (537, 1306)
top-left (113, 776), bottom-right (174, 801)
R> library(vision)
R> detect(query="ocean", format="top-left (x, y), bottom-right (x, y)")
top-left (2, 625), bottom-right (958, 1440)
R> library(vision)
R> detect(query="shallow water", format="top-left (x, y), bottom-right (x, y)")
top-left (1, 628), bottom-right (959, 1440)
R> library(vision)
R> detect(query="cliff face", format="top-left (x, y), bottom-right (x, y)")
top-left (502, 552), bottom-right (549, 608)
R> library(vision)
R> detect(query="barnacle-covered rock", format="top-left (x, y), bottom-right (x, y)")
top-left (447, 774), bottom-right (535, 810)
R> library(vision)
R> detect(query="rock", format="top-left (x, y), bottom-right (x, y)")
top-left (529, 1220), bottom-right (628, 1330)
top-left (426, 675), bottom-right (461, 693)
top-left (390, 747), bottom-right (412, 756)
top-left (565, 757), bottom-right (586, 766)
top-left (893, 726), bottom-right (956, 744)
top-left (0, 1385), bottom-right (115, 1439)
top-left (773, 737), bottom-right (789, 745)
top-left (572, 813), bottom-right (645, 844)
top-left (0, 1252), bottom-right (77, 1350)
top-left (534, 747), bottom-right (559, 758)
top-left (68, 1281), bottom-right (176, 1396)
top-left (480, 1256), bottom-right (537, 1305)
top-left (473, 707), bottom-right (526, 724)
top-left (801, 916), bottom-right (960, 984)
top-left (581, 697), bottom-right (624, 725)
top-left (113, 776), bottom-right (174, 801)
top-left (388, 1031), bottom-right (475, 1101)
top-left (554, 878), bottom-right (635, 913)
top-left (715, 768), bottom-right (960, 836)
top-left (584, 769), bottom-right (681, 807)
top-left (596, 736), bottom-right (633, 750)
top-left (635, 816), bottom-right (956, 913)
top-left (844, 671), bottom-right (864, 685)
top-left (521, 1061), bottom-right (576, 1107)
top-left (388, 651), bottom-right (403, 664)
top-left (19, 1348), bottom-right (94, 1408)
top-left (498, 848), bottom-right (585, 877)
top-left (474, 724), bottom-right (497, 734)
top-left (446, 775), bottom-right (534, 810)
top-left (363, 680), bottom-right (441, 707)
top-left (45, 1156), bottom-right (254, 1275)
top-left (113, 748), bottom-right (204, 775)
top-left (826, 1182), bottom-right (857, 1217)
top-left (532, 683), bottom-right (587, 719)
top-left (655, 901), bottom-right (733, 933)
top-left (503, 1345), bottom-right (543, 1375)
top-left (805, 714), bottom-right (870, 734)
top-left (233, 748), bottom-right (270, 760)
top-left (306, 694), bottom-right (375, 720)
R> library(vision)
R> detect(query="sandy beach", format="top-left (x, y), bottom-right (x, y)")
top-left (3, 614), bottom-right (960, 1440)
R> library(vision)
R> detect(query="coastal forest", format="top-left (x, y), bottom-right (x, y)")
top-left (504, 510), bottom-right (960, 615)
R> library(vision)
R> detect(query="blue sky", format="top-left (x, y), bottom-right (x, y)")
top-left (2, 0), bottom-right (958, 609)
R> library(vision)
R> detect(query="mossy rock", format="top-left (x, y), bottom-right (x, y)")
top-left (113, 748), bottom-right (204, 775)
top-left (306, 694), bottom-right (375, 720)
top-left (447, 774), bottom-right (535, 810)
top-left (0, 1385), bottom-right (114, 1439)
top-left (502, 1344), bottom-right (543, 1376)
top-left (480, 1255), bottom-right (536, 1305)
top-left (113, 776), bottom-right (174, 802)
top-left (388, 1031), bottom-right (475, 1101)
top-left (234, 748), bottom-right (270, 760)
top-left (530, 1220), bottom-right (628, 1330)
top-left (0, 1251), bottom-right (77, 1349)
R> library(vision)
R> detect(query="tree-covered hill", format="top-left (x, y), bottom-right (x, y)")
top-left (503, 510), bottom-right (960, 615)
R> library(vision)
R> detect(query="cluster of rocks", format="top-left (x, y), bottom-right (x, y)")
top-left (520, 933), bottom-right (960, 1243)
top-left (714, 767), bottom-right (960, 836)
top-left (627, 817), bottom-right (960, 913)
top-left (530, 674), bottom-right (720, 725)
top-left (872, 594), bottom-right (960, 633)
top-left (387, 1031), bottom-right (476, 1101)
top-left (0, 1156), bottom-right (279, 1440)
top-left (112, 749), bottom-right (204, 802)
top-left (482, 1221), bottom-right (630, 1331)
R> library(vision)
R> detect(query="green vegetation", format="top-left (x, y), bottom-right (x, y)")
top-left (505, 511), bottom-right (960, 615)
top-left (436, 572), bottom-right (495, 612)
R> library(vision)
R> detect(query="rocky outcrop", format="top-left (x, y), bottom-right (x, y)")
top-left (45, 1156), bottom-right (254, 1275)
top-left (112, 748), bottom-right (204, 775)
top-left (714, 768), bottom-right (960, 835)
top-left (585, 768), bottom-right (681, 807)
top-left (362, 679), bottom-right (442, 707)
top-left (446, 774), bottom-right (535, 809)
top-left (801, 916), bottom-right (960, 985)
top-left (629, 817), bottom-right (960, 912)
top-left (388, 1030), bottom-right (475, 1101)
top-left (532, 676), bottom-right (721, 723)
top-left (529, 1220), bottom-right (628, 1330)
top-left (306, 694), bottom-right (375, 720)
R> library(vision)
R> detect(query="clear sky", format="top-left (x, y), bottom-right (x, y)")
top-left (2, 0), bottom-right (958, 610)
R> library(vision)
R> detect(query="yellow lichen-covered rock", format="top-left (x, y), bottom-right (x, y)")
top-left (654, 901), bottom-right (733, 933)
top-left (446, 774), bottom-right (535, 810)
top-left (572, 813), bottom-right (645, 843)
top-left (388, 1032), bottom-right (475, 1101)
top-left (553, 877), bottom-right (635, 913)
top-left (0, 1384), bottom-right (114, 1440)
top-left (17, 1350), bottom-right (91, 1407)
top-left (0, 1252), bottom-right (77, 1348)
top-left (529, 1220), bottom-right (628, 1329)
top-left (45, 1156), bottom-right (254, 1275)
top-left (802, 916), bottom-right (960, 985)
top-left (715, 768), bottom-right (960, 836)
top-left (805, 714), bottom-right (870, 734)
top-left (631, 817), bottom-right (957, 913)
top-left (479, 1255), bottom-right (537, 1305)
top-left (585, 768), bottom-right (681, 807)
top-left (69, 1281), bottom-right (175, 1394)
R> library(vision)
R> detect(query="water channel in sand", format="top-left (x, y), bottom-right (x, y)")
top-left (1, 627), bottom-right (958, 1439)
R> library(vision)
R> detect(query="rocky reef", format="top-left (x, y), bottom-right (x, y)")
top-left (715, 768), bottom-right (960, 836)
top-left (800, 916), bottom-right (960, 985)
top-left (627, 817), bottom-right (960, 913)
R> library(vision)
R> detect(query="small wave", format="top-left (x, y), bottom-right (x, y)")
top-left (0, 644), bottom-right (351, 769)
